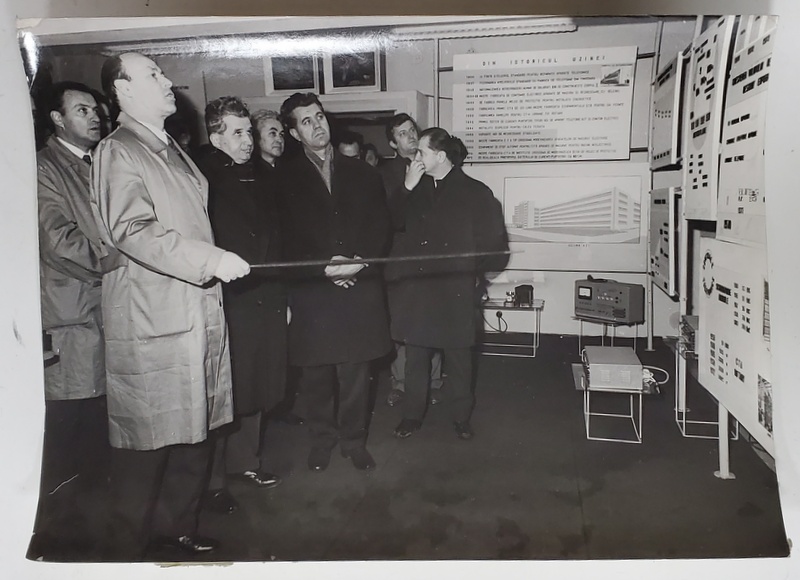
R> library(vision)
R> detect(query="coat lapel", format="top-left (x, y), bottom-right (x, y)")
top-left (117, 112), bottom-right (205, 199)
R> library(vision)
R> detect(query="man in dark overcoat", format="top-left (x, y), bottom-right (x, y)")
top-left (386, 127), bottom-right (509, 441)
top-left (198, 97), bottom-right (286, 514)
top-left (277, 92), bottom-right (392, 472)
top-left (378, 113), bottom-right (443, 408)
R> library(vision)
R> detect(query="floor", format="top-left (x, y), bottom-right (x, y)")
top-left (27, 335), bottom-right (789, 563)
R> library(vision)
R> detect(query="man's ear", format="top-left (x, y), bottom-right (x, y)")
top-left (49, 110), bottom-right (64, 130)
top-left (388, 140), bottom-right (398, 152)
top-left (289, 127), bottom-right (300, 143)
top-left (209, 132), bottom-right (221, 149)
top-left (112, 78), bottom-right (129, 101)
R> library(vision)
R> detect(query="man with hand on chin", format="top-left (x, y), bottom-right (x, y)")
top-left (92, 52), bottom-right (249, 560)
top-left (277, 92), bottom-right (391, 473)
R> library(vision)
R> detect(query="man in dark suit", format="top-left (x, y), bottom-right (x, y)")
top-left (278, 92), bottom-right (392, 472)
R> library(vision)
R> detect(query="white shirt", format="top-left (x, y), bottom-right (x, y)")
top-left (56, 136), bottom-right (91, 160)
top-left (138, 120), bottom-right (169, 145)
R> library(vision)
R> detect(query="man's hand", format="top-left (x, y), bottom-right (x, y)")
top-left (215, 251), bottom-right (250, 283)
top-left (404, 159), bottom-right (426, 191)
top-left (324, 255), bottom-right (367, 288)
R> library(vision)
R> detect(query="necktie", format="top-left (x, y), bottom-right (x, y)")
top-left (82, 154), bottom-right (92, 166)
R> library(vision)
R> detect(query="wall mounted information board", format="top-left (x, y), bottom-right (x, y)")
top-left (717, 24), bottom-right (776, 247)
top-left (453, 46), bottom-right (638, 162)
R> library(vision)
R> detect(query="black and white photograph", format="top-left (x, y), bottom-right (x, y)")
top-left (323, 50), bottom-right (382, 93)
top-left (3, 3), bottom-right (800, 580)
top-left (265, 55), bottom-right (319, 94)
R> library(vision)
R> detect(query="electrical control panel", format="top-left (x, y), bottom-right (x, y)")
top-left (697, 237), bottom-right (773, 455)
top-left (574, 278), bottom-right (645, 324)
top-left (716, 24), bottom-right (776, 247)
top-left (649, 187), bottom-right (682, 298)
top-left (683, 16), bottom-right (735, 221)
top-left (651, 52), bottom-right (687, 169)
top-left (582, 346), bottom-right (643, 391)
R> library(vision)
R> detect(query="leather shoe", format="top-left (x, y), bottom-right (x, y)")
top-left (203, 488), bottom-right (239, 514)
top-left (278, 412), bottom-right (305, 425)
top-left (341, 447), bottom-right (376, 471)
top-left (454, 421), bottom-right (474, 440)
top-left (386, 388), bottom-right (404, 407)
top-left (394, 418), bottom-right (422, 439)
top-left (430, 390), bottom-right (442, 405)
top-left (153, 535), bottom-right (219, 554)
top-left (231, 470), bottom-right (282, 489)
top-left (308, 447), bottom-right (332, 471)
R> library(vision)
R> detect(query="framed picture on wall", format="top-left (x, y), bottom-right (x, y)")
top-left (264, 55), bottom-right (319, 95)
top-left (322, 50), bottom-right (384, 93)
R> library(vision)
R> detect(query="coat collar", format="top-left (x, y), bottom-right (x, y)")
top-left (116, 111), bottom-right (170, 154)
top-left (45, 135), bottom-right (88, 169)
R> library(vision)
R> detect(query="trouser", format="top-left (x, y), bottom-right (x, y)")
top-left (301, 360), bottom-right (371, 452)
top-left (404, 345), bottom-right (473, 423)
top-left (41, 395), bottom-right (110, 494)
top-left (390, 341), bottom-right (443, 392)
top-left (104, 439), bottom-right (212, 560)
top-left (208, 412), bottom-right (265, 490)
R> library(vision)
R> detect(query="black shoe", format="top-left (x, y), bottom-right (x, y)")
top-left (277, 412), bottom-right (305, 426)
top-left (203, 488), bottom-right (239, 514)
top-left (153, 535), bottom-right (219, 554)
top-left (308, 447), bottom-right (332, 471)
top-left (430, 390), bottom-right (442, 405)
top-left (231, 470), bottom-right (282, 489)
top-left (387, 388), bottom-right (404, 407)
top-left (341, 447), bottom-right (376, 471)
top-left (394, 419), bottom-right (422, 439)
top-left (454, 421), bottom-right (474, 440)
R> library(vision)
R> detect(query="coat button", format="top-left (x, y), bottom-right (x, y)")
top-left (257, 300), bottom-right (263, 306)
top-left (250, 232), bottom-right (256, 237)
top-left (337, 240), bottom-right (343, 245)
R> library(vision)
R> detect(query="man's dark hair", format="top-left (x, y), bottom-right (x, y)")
top-left (335, 129), bottom-right (363, 148)
top-left (385, 113), bottom-right (419, 145)
top-left (43, 81), bottom-right (97, 131)
top-left (279, 92), bottom-right (324, 130)
top-left (205, 96), bottom-right (251, 137)
top-left (362, 143), bottom-right (379, 160)
top-left (100, 55), bottom-right (130, 108)
top-left (420, 127), bottom-right (469, 167)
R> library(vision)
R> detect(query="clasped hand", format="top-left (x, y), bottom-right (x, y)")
top-left (325, 255), bottom-right (367, 288)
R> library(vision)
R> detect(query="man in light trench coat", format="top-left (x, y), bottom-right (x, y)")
top-left (91, 52), bottom-right (250, 559)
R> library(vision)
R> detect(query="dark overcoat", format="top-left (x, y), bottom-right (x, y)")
top-left (386, 166), bottom-right (509, 349)
top-left (277, 151), bottom-right (392, 366)
top-left (200, 149), bottom-right (287, 416)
